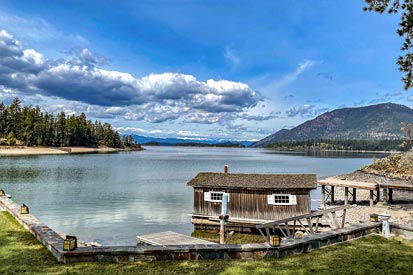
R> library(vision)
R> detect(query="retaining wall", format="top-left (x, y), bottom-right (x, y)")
top-left (0, 195), bottom-right (382, 263)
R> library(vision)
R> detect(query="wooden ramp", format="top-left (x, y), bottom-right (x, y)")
top-left (137, 231), bottom-right (216, 246)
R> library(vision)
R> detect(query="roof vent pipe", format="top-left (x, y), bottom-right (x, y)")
top-left (224, 165), bottom-right (228, 173)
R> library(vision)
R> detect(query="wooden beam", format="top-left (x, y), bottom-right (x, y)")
top-left (344, 187), bottom-right (349, 205)
top-left (321, 185), bottom-right (326, 208)
top-left (389, 188), bottom-right (393, 203)
top-left (331, 186), bottom-right (335, 204)
top-left (376, 187), bottom-right (380, 203)
top-left (277, 225), bottom-right (288, 238)
top-left (265, 227), bottom-right (270, 243)
top-left (369, 190), bottom-right (374, 207)
top-left (297, 219), bottom-right (311, 235)
top-left (353, 188), bottom-right (357, 204)
top-left (306, 217), bottom-right (314, 234)
top-left (256, 206), bottom-right (351, 229)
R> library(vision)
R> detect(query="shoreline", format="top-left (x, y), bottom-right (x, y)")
top-left (0, 146), bottom-right (143, 156)
top-left (267, 148), bottom-right (396, 154)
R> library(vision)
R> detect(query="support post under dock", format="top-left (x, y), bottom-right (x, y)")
top-left (344, 187), bottom-right (349, 205)
top-left (321, 185), bottom-right (326, 208)
top-left (369, 190), bottom-right (374, 207)
top-left (353, 188), bottom-right (357, 204)
top-left (331, 186), bottom-right (335, 204)
top-left (376, 187), bottom-right (380, 203)
top-left (389, 188), bottom-right (393, 203)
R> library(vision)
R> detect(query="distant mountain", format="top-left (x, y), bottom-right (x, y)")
top-left (129, 135), bottom-right (254, 147)
top-left (253, 103), bottom-right (413, 148)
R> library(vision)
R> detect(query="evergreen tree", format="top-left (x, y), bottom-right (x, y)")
top-left (0, 98), bottom-right (139, 149)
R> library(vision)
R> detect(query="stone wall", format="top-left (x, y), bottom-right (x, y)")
top-left (0, 194), bottom-right (381, 264)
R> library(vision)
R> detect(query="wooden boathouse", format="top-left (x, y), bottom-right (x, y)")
top-left (187, 169), bottom-right (317, 231)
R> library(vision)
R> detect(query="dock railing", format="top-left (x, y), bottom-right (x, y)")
top-left (256, 205), bottom-right (352, 243)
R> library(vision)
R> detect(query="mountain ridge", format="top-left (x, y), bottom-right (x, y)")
top-left (128, 135), bottom-right (255, 147)
top-left (253, 103), bottom-right (413, 148)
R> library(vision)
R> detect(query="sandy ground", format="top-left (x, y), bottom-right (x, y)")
top-left (323, 187), bottom-right (413, 226)
top-left (0, 146), bottom-right (119, 156)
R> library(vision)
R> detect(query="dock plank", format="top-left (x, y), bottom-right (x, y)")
top-left (137, 231), bottom-right (215, 246)
top-left (318, 178), bottom-right (378, 190)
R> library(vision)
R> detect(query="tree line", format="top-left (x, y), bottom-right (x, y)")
top-left (0, 98), bottom-right (140, 148)
top-left (267, 139), bottom-right (412, 152)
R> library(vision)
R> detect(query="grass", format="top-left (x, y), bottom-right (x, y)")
top-left (1, 211), bottom-right (413, 275)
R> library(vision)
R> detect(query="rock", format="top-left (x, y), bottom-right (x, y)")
top-left (294, 231), bottom-right (304, 239)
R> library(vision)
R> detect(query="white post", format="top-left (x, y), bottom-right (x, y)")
top-left (219, 194), bottom-right (229, 244)
top-left (379, 212), bottom-right (391, 238)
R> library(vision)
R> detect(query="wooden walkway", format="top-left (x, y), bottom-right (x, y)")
top-left (136, 231), bottom-right (215, 246)
top-left (318, 177), bottom-right (413, 207)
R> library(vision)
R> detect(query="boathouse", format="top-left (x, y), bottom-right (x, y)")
top-left (187, 169), bottom-right (317, 231)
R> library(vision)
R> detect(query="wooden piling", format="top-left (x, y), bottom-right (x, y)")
top-left (352, 188), bottom-right (356, 204)
top-left (331, 186), bottom-right (335, 204)
top-left (376, 187), bottom-right (380, 203)
top-left (388, 188), bottom-right (393, 203)
top-left (369, 190), bottom-right (374, 207)
top-left (344, 187), bottom-right (349, 205)
top-left (321, 185), bottom-right (326, 208)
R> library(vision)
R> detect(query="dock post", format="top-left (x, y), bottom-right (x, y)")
top-left (344, 187), bottom-right (349, 205)
top-left (219, 194), bottom-right (229, 244)
top-left (352, 188), bottom-right (357, 204)
top-left (331, 186), bottom-right (335, 204)
top-left (376, 187), bottom-right (380, 203)
top-left (388, 188), bottom-right (393, 203)
top-left (321, 185), bottom-right (326, 208)
top-left (369, 190), bottom-right (374, 207)
top-left (383, 187), bottom-right (388, 204)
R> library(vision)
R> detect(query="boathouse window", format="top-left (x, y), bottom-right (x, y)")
top-left (204, 191), bottom-right (230, 202)
top-left (267, 194), bottom-right (297, 205)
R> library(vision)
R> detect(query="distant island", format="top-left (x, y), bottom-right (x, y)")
top-left (0, 98), bottom-right (142, 155)
top-left (143, 141), bottom-right (245, 147)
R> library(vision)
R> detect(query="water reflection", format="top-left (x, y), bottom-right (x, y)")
top-left (0, 147), bottom-right (381, 245)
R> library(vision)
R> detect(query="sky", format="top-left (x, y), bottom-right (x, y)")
top-left (0, 0), bottom-right (412, 141)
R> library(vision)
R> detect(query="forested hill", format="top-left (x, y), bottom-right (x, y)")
top-left (0, 98), bottom-right (139, 148)
top-left (253, 103), bottom-right (413, 148)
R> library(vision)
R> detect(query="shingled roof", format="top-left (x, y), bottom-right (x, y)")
top-left (187, 173), bottom-right (317, 190)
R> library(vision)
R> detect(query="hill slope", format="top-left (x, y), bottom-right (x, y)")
top-left (253, 103), bottom-right (413, 147)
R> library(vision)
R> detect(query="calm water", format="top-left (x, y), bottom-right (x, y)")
top-left (0, 147), bottom-right (384, 245)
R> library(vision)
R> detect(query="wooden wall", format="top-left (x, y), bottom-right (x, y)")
top-left (193, 188), bottom-right (311, 221)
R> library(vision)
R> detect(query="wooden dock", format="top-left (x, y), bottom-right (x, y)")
top-left (318, 177), bottom-right (413, 207)
top-left (136, 231), bottom-right (215, 246)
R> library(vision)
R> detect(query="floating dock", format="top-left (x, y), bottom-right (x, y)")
top-left (137, 231), bottom-right (215, 246)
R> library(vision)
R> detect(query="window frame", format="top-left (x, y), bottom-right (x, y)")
top-left (204, 191), bottom-right (230, 203)
top-left (268, 193), bottom-right (297, 206)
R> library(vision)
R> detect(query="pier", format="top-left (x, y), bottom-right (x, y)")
top-left (318, 177), bottom-right (413, 207)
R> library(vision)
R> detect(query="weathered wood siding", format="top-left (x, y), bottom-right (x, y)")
top-left (193, 188), bottom-right (311, 221)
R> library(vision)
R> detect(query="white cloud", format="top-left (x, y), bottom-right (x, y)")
top-left (0, 30), bottom-right (263, 125)
top-left (254, 60), bottom-right (317, 95)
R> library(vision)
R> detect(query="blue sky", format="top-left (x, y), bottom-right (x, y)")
top-left (0, 0), bottom-right (411, 140)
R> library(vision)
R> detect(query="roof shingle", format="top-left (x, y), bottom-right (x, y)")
top-left (187, 173), bottom-right (317, 190)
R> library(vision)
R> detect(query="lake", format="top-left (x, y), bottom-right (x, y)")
top-left (0, 146), bottom-right (384, 245)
